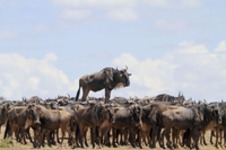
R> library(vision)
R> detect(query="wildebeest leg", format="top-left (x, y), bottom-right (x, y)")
top-left (79, 126), bottom-right (89, 148)
top-left (84, 128), bottom-right (89, 147)
top-left (172, 128), bottom-right (179, 149)
top-left (187, 129), bottom-right (192, 148)
top-left (55, 129), bottom-right (60, 144)
top-left (104, 89), bottom-right (111, 103)
top-left (25, 128), bottom-right (33, 143)
top-left (158, 127), bottom-right (164, 148)
top-left (148, 128), bottom-right (153, 148)
top-left (70, 119), bottom-right (78, 148)
top-left (224, 129), bottom-right (226, 147)
top-left (140, 131), bottom-right (147, 146)
top-left (97, 127), bottom-right (105, 148)
top-left (165, 128), bottom-right (173, 149)
top-left (4, 121), bottom-right (11, 139)
top-left (149, 128), bottom-right (155, 148)
top-left (151, 126), bottom-right (159, 148)
top-left (19, 128), bottom-right (27, 144)
top-left (191, 127), bottom-right (200, 150)
top-left (103, 128), bottom-right (111, 147)
top-left (219, 128), bottom-right (223, 148)
top-left (78, 126), bottom-right (85, 148)
top-left (90, 127), bottom-right (96, 148)
top-left (137, 129), bottom-right (143, 148)
top-left (210, 130), bottom-right (215, 145)
top-left (50, 130), bottom-right (56, 146)
top-left (199, 131), bottom-right (203, 146)
top-left (128, 128), bottom-right (136, 148)
top-left (182, 129), bottom-right (190, 148)
top-left (15, 127), bottom-right (21, 142)
top-left (33, 126), bottom-right (42, 148)
top-left (77, 128), bottom-right (83, 148)
top-left (161, 128), bottom-right (166, 148)
top-left (60, 128), bottom-right (66, 145)
top-left (215, 128), bottom-right (219, 148)
top-left (46, 130), bottom-right (52, 147)
top-left (203, 131), bottom-right (208, 145)
top-left (82, 87), bottom-right (89, 101)
top-left (123, 128), bottom-right (129, 145)
top-left (112, 128), bottom-right (118, 147)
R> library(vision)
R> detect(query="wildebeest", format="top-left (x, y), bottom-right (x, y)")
top-left (4, 106), bottom-right (33, 144)
top-left (154, 92), bottom-right (185, 105)
top-left (0, 103), bottom-right (9, 126)
top-left (160, 103), bottom-right (222, 150)
top-left (24, 105), bottom-right (73, 148)
top-left (70, 102), bottom-right (113, 148)
top-left (75, 67), bottom-right (131, 103)
top-left (110, 104), bottom-right (142, 148)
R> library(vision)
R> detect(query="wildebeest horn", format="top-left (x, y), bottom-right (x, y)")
top-left (125, 65), bottom-right (128, 71)
top-left (178, 91), bottom-right (181, 97)
top-left (67, 93), bottom-right (70, 98)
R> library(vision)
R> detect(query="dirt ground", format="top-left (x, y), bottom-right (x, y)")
top-left (0, 126), bottom-right (225, 150)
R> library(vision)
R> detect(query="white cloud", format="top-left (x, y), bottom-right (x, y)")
top-left (106, 8), bottom-right (138, 22)
top-left (0, 31), bottom-right (20, 40)
top-left (112, 41), bottom-right (226, 101)
top-left (0, 0), bottom-right (3, 7)
top-left (51, 0), bottom-right (137, 8)
top-left (214, 41), bottom-right (226, 52)
top-left (153, 19), bottom-right (190, 34)
top-left (51, 0), bottom-right (201, 8)
top-left (60, 9), bottom-right (91, 20)
top-left (51, 0), bottom-right (202, 23)
top-left (143, 0), bottom-right (201, 8)
top-left (141, 0), bottom-right (169, 7)
top-left (35, 24), bottom-right (50, 32)
top-left (0, 53), bottom-right (75, 100)
top-left (180, 0), bottom-right (201, 8)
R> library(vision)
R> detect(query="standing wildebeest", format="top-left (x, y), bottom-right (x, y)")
top-left (75, 67), bottom-right (131, 103)
top-left (25, 105), bottom-right (73, 148)
top-left (161, 103), bottom-right (222, 150)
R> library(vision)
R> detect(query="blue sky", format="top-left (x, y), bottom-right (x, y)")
top-left (0, 0), bottom-right (226, 101)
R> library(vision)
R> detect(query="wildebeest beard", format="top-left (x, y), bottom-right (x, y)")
top-left (114, 82), bottom-right (124, 89)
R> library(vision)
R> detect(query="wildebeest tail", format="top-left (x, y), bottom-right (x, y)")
top-left (4, 120), bottom-right (11, 139)
top-left (75, 86), bottom-right (81, 101)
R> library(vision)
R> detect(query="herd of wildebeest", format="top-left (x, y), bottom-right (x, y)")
top-left (0, 67), bottom-right (226, 150)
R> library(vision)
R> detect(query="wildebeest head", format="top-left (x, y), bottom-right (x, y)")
top-left (200, 102), bottom-right (223, 125)
top-left (129, 104), bottom-right (142, 127)
top-left (212, 103), bottom-right (223, 124)
top-left (25, 105), bottom-right (41, 129)
top-left (92, 103), bottom-right (109, 122)
top-left (175, 92), bottom-right (185, 105)
top-left (114, 66), bottom-right (131, 88)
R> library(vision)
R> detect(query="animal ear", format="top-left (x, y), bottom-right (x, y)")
top-left (178, 91), bottom-right (181, 97)
top-left (125, 65), bottom-right (128, 71)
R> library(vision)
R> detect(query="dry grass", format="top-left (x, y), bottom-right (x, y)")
top-left (0, 126), bottom-right (224, 150)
